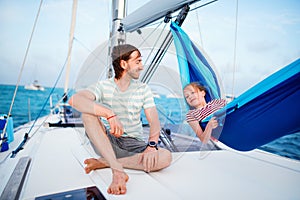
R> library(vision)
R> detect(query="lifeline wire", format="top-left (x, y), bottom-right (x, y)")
top-left (10, 56), bottom-right (69, 159)
top-left (231, 0), bottom-right (239, 98)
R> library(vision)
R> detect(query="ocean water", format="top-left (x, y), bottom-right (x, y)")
top-left (1, 84), bottom-right (300, 161)
top-left (0, 84), bottom-right (64, 127)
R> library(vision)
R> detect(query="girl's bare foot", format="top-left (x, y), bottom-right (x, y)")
top-left (84, 158), bottom-right (107, 174)
top-left (107, 169), bottom-right (129, 195)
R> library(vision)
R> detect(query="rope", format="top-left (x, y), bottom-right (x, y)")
top-left (231, 0), bottom-right (239, 97)
top-left (141, 21), bottom-right (167, 67)
top-left (10, 56), bottom-right (68, 159)
top-left (73, 37), bottom-right (107, 66)
top-left (189, 0), bottom-right (218, 12)
top-left (194, 5), bottom-right (204, 48)
top-left (0, 0), bottom-right (43, 143)
top-left (2, 0), bottom-right (77, 159)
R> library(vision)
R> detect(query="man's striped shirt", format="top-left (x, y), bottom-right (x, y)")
top-left (87, 77), bottom-right (155, 139)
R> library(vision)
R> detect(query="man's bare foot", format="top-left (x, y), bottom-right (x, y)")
top-left (107, 169), bottom-right (129, 195)
top-left (84, 158), bottom-right (108, 174)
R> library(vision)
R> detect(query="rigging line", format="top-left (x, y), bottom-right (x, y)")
top-left (73, 37), bottom-right (109, 82)
top-left (157, 106), bottom-right (177, 124)
top-left (29, 64), bottom-right (68, 138)
top-left (142, 22), bottom-right (168, 67)
top-left (10, 57), bottom-right (68, 158)
top-left (141, 18), bottom-right (165, 31)
top-left (194, 5), bottom-right (204, 48)
top-left (142, 5), bottom-right (190, 84)
top-left (189, 0), bottom-right (219, 12)
top-left (0, 0), bottom-right (43, 143)
top-left (73, 37), bottom-right (108, 66)
top-left (143, 31), bottom-right (173, 84)
top-left (231, 0), bottom-right (239, 98)
top-left (141, 23), bottom-right (167, 82)
top-left (137, 20), bottom-right (164, 48)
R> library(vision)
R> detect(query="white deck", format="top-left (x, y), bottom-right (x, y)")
top-left (1, 117), bottom-right (300, 200)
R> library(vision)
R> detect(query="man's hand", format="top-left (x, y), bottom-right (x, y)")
top-left (138, 146), bottom-right (159, 172)
top-left (108, 116), bottom-right (124, 137)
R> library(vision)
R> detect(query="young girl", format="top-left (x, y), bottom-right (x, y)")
top-left (183, 82), bottom-right (226, 144)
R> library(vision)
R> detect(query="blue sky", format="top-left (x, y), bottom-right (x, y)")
top-left (0, 0), bottom-right (299, 96)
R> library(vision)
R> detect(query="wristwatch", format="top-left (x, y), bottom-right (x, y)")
top-left (147, 141), bottom-right (158, 150)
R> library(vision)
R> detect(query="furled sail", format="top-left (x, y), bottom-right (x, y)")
top-left (171, 21), bottom-right (300, 151)
top-left (121, 0), bottom-right (200, 32)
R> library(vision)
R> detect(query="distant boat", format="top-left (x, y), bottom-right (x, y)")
top-left (24, 80), bottom-right (45, 91)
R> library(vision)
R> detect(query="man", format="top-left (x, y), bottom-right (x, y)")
top-left (69, 44), bottom-right (172, 195)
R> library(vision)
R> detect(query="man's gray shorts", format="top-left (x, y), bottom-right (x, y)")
top-left (107, 133), bottom-right (148, 158)
top-left (89, 131), bottom-right (148, 159)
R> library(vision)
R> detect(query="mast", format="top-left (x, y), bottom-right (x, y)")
top-left (108, 0), bottom-right (127, 78)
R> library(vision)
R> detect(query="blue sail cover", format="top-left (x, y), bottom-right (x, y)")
top-left (170, 21), bottom-right (300, 151)
top-left (217, 59), bottom-right (300, 151)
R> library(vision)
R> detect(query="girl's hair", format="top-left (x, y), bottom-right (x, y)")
top-left (184, 82), bottom-right (206, 93)
top-left (112, 44), bottom-right (141, 79)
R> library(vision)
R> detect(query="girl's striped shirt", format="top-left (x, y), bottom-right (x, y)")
top-left (186, 99), bottom-right (226, 122)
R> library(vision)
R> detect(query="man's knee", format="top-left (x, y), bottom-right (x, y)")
top-left (81, 114), bottom-right (104, 129)
top-left (81, 113), bottom-right (97, 122)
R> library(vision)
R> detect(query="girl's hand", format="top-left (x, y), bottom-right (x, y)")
top-left (208, 117), bottom-right (219, 129)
